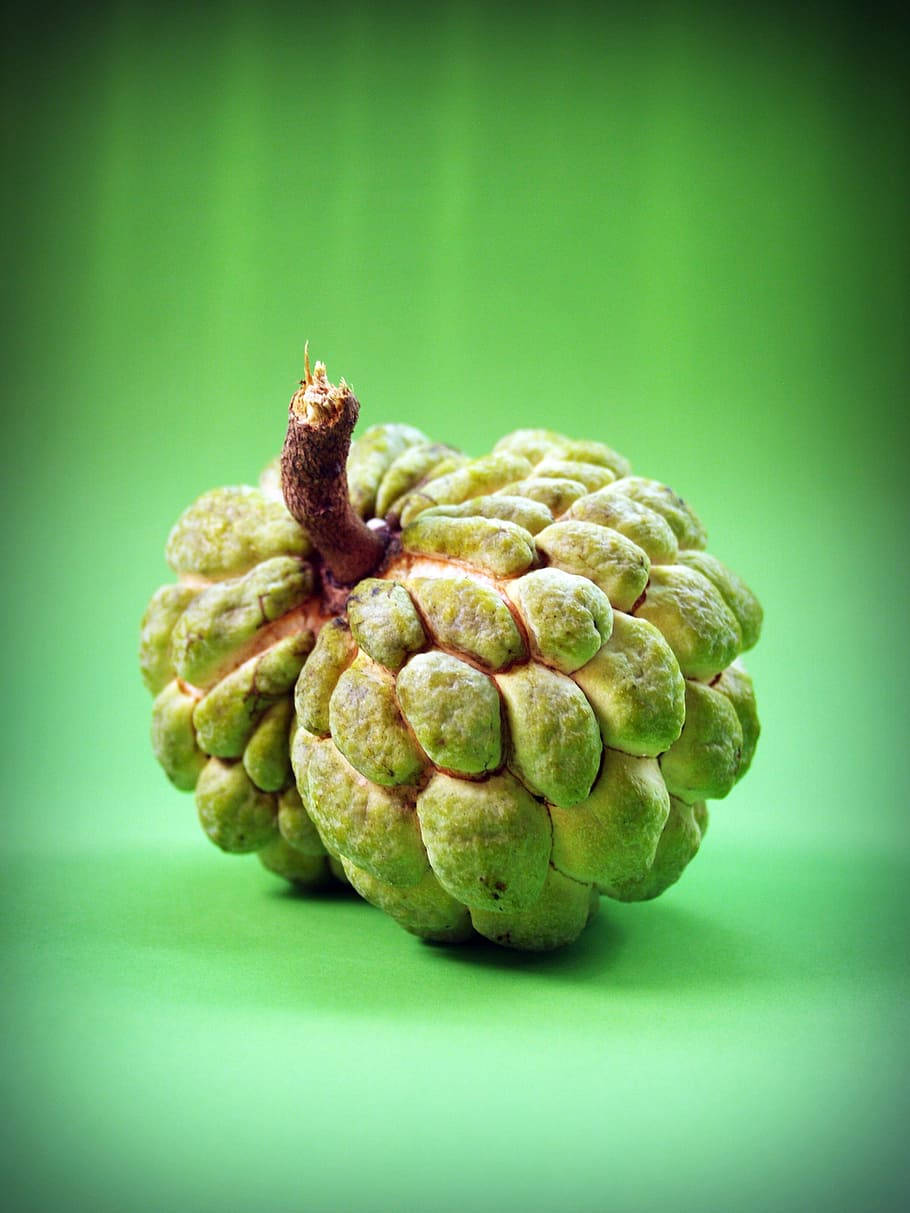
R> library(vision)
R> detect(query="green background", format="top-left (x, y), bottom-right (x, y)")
top-left (3, 2), bottom-right (907, 1210)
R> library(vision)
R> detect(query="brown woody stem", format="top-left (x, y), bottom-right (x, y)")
top-left (280, 356), bottom-right (387, 586)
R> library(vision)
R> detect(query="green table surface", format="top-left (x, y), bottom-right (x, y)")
top-left (4, 831), bottom-right (907, 1213)
top-left (3, 4), bottom-right (907, 1211)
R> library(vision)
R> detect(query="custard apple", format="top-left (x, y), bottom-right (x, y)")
top-left (141, 353), bottom-right (761, 951)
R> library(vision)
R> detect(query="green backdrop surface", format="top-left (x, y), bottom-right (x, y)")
top-left (2, 3), bottom-right (907, 1211)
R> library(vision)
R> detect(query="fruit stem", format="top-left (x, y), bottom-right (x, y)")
top-left (280, 354), bottom-right (387, 586)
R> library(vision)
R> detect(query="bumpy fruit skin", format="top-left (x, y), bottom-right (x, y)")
top-left (142, 416), bottom-right (761, 951)
top-left (290, 425), bottom-right (762, 950)
top-left (139, 479), bottom-right (333, 884)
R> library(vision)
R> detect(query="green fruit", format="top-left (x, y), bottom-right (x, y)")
top-left (142, 354), bottom-right (762, 951)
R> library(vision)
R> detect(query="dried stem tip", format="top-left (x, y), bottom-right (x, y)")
top-left (280, 356), bottom-right (387, 586)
